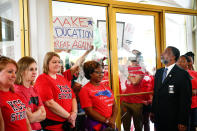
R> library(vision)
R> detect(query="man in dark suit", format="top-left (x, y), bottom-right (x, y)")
top-left (151, 46), bottom-right (192, 131)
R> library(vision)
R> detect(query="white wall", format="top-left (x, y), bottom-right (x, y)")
top-left (28, 0), bottom-right (51, 74)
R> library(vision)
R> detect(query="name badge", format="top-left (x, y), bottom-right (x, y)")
top-left (168, 85), bottom-right (174, 94)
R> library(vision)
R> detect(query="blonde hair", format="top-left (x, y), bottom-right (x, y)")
top-left (15, 56), bottom-right (36, 85)
top-left (0, 56), bottom-right (18, 92)
top-left (43, 52), bottom-right (60, 74)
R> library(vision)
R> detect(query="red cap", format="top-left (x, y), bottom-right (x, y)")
top-left (128, 65), bottom-right (145, 76)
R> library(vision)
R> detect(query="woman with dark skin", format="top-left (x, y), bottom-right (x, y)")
top-left (185, 52), bottom-right (195, 70)
top-left (177, 55), bottom-right (197, 131)
top-left (78, 60), bottom-right (118, 131)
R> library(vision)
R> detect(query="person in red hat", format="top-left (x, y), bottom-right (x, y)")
top-left (121, 60), bottom-right (150, 131)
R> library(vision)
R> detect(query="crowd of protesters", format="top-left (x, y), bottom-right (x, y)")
top-left (0, 46), bottom-right (196, 131)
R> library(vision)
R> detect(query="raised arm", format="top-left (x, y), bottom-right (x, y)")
top-left (70, 45), bottom-right (94, 76)
top-left (75, 45), bottom-right (94, 66)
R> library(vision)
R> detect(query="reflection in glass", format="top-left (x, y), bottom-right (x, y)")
top-left (0, 0), bottom-right (21, 60)
top-left (0, 17), bottom-right (14, 41)
top-left (116, 13), bottom-right (156, 75)
top-left (52, 1), bottom-right (108, 86)
top-left (116, 13), bottom-right (156, 131)
top-left (165, 13), bottom-right (197, 69)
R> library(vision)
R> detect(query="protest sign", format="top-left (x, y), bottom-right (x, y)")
top-left (53, 16), bottom-right (93, 50)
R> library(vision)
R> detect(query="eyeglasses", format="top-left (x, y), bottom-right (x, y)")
top-left (93, 71), bottom-right (104, 74)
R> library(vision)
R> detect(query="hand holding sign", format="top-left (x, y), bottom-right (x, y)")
top-left (53, 16), bottom-right (94, 51)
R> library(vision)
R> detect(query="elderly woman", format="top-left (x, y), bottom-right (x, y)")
top-left (14, 56), bottom-right (46, 130)
top-left (78, 60), bottom-right (118, 131)
top-left (34, 52), bottom-right (77, 131)
top-left (0, 56), bottom-right (31, 131)
top-left (177, 55), bottom-right (197, 131)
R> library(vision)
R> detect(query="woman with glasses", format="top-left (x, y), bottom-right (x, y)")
top-left (15, 56), bottom-right (46, 131)
top-left (78, 60), bottom-right (118, 131)
top-left (0, 56), bottom-right (31, 131)
top-left (34, 52), bottom-right (78, 131)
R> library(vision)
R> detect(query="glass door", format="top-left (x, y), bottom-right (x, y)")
top-left (109, 9), bottom-right (161, 131)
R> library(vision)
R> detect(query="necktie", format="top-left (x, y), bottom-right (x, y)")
top-left (162, 68), bottom-right (168, 83)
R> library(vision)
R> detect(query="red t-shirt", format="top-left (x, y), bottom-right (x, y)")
top-left (14, 84), bottom-right (43, 130)
top-left (34, 71), bottom-right (75, 131)
top-left (79, 82), bottom-right (115, 118)
top-left (141, 75), bottom-right (154, 102)
top-left (101, 70), bottom-right (110, 88)
top-left (123, 77), bottom-right (149, 103)
top-left (102, 70), bottom-right (124, 102)
top-left (62, 69), bottom-right (73, 87)
top-left (188, 70), bottom-right (197, 108)
top-left (0, 91), bottom-right (28, 131)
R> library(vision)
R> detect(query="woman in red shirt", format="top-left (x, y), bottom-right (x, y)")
top-left (0, 56), bottom-right (31, 131)
top-left (177, 55), bottom-right (197, 131)
top-left (34, 52), bottom-right (77, 131)
top-left (15, 56), bottom-right (46, 130)
top-left (78, 60), bottom-right (118, 131)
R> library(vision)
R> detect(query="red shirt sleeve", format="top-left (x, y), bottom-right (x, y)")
top-left (78, 87), bottom-right (92, 108)
top-left (34, 74), bottom-right (54, 102)
top-left (188, 70), bottom-right (197, 89)
top-left (62, 69), bottom-right (73, 82)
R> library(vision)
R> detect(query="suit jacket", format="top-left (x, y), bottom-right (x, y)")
top-left (152, 64), bottom-right (192, 131)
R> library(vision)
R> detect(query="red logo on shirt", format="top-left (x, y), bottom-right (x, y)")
top-left (57, 85), bottom-right (72, 99)
top-left (7, 99), bottom-right (26, 121)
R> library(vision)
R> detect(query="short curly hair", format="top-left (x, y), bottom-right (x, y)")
top-left (83, 60), bottom-right (101, 80)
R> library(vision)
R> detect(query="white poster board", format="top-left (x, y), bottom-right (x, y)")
top-left (53, 16), bottom-right (93, 50)
top-left (97, 20), bottom-right (125, 49)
